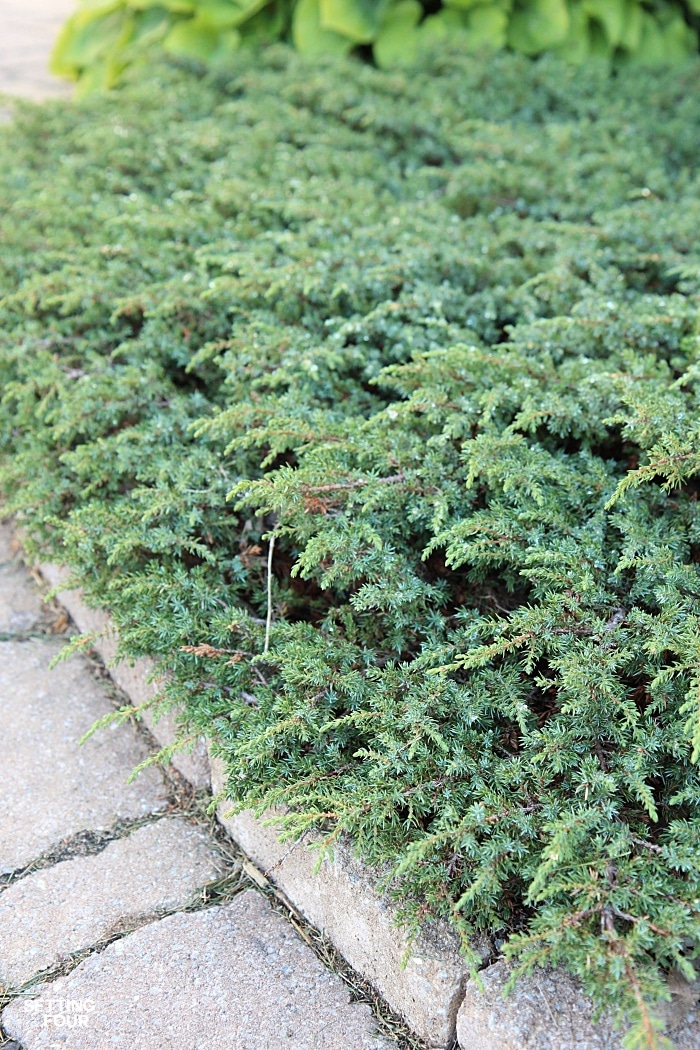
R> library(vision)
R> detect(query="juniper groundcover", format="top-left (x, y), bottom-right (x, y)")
top-left (1, 48), bottom-right (700, 1047)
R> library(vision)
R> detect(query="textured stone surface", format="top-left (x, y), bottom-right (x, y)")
top-left (0, 818), bottom-right (224, 989)
top-left (40, 563), bottom-right (211, 790)
top-left (3, 890), bottom-right (393, 1049)
top-left (456, 961), bottom-right (700, 1050)
top-left (211, 755), bottom-right (468, 1047)
top-left (0, 0), bottom-right (74, 100)
top-left (0, 637), bottom-right (167, 873)
top-left (0, 522), bottom-right (44, 632)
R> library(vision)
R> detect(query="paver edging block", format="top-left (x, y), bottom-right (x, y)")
top-left (36, 560), bottom-right (467, 1047)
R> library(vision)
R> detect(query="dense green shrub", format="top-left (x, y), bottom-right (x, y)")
top-left (52, 0), bottom-right (700, 90)
top-left (2, 49), bottom-right (700, 1047)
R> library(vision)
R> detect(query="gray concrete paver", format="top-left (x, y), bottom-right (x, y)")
top-left (456, 960), bottom-right (700, 1050)
top-left (0, 0), bottom-right (74, 100)
top-left (0, 818), bottom-right (225, 989)
top-left (3, 890), bottom-right (393, 1049)
top-left (0, 637), bottom-right (167, 873)
top-left (0, 522), bottom-right (44, 632)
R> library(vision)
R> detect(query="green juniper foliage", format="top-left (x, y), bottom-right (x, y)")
top-left (1, 48), bottom-right (700, 1047)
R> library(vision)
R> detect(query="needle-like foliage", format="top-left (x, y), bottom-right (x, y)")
top-left (1, 48), bottom-right (699, 1047)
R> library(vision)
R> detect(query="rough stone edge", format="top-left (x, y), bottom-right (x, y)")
top-left (34, 560), bottom-right (466, 1047)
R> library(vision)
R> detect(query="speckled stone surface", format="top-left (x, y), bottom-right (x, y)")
top-left (0, 0), bottom-right (74, 101)
top-left (0, 638), bottom-right (167, 873)
top-left (0, 522), bottom-right (44, 632)
top-left (0, 818), bottom-right (225, 989)
top-left (456, 960), bottom-right (700, 1050)
top-left (3, 890), bottom-right (393, 1049)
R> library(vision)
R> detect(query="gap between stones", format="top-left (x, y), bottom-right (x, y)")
top-left (0, 573), bottom-right (440, 1050)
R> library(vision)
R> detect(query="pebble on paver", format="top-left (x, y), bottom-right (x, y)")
top-left (0, 523), bottom-right (44, 632)
top-left (3, 890), bottom-right (393, 1050)
top-left (0, 638), bottom-right (167, 873)
top-left (0, 818), bottom-right (225, 989)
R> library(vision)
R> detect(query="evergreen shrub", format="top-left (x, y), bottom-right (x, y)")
top-left (1, 49), bottom-right (700, 1047)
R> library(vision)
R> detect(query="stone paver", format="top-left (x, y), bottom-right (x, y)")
top-left (0, 637), bottom-right (167, 873)
top-left (0, 522), bottom-right (44, 632)
top-left (0, 0), bottom-right (74, 101)
top-left (456, 960), bottom-right (700, 1050)
top-left (0, 818), bottom-right (225, 989)
top-left (3, 890), bottom-right (393, 1050)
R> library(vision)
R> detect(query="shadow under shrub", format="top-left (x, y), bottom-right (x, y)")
top-left (1, 47), bottom-right (700, 1048)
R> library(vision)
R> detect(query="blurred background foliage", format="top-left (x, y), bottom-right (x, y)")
top-left (52, 0), bottom-right (700, 90)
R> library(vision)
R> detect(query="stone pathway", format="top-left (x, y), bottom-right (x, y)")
top-left (0, 524), bottom-right (394, 1050)
top-left (0, 0), bottom-right (74, 101)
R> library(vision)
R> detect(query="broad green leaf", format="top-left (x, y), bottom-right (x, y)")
top-left (373, 0), bottom-right (422, 66)
top-left (190, 0), bottom-right (245, 28)
top-left (507, 0), bottom-right (570, 55)
top-left (417, 7), bottom-right (469, 48)
top-left (552, 1), bottom-right (589, 62)
top-left (319, 0), bottom-right (388, 42)
top-left (583, 0), bottom-right (624, 47)
top-left (661, 13), bottom-right (697, 60)
top-left (126, 0), bottom-right (194, 13)
top-left (636, 11), bottom-right (696, 64)
top-left (619, 0), bottom-right (642, 52)
top-left (131, 6), bottom-right (172, 43)
top-left (50, 6), bottom-right (125, 76)
top-left (238, 2), bottom-right (288, 42)
top-left (442, 0), bottom-right (486, 10)
top-left (464, 4), bottom-right (508, 49)
top-left (73, 57), bottom-right (113, 91)
top-left (163, 15), bottom-right (220, 57)
top-left (211, 26), bottom-right (243, 55)
top-left (293, 0), bottom-right (353, 54)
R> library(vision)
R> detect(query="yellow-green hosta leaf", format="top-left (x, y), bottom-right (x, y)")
top-left (238, 2), bottom-right (288, 42)
top-left (464, 4), bottom-right (508, 49)
top-left (189, 0), bottom-right (246, 28)
top-left (72, 55), bottom-right (122, 91)
top-left (619, 0), bottom-right (642, 52)
top-left (50, 5), bottom-right (125, 77)
top-left (293, 0), bottom-right (354, 54)
top-left (163, 15), bottom-right (220, 57)
top-left (319, 0), bottom-right (388, 43)
top-left (587, 17), bottom-right (613, 58)
top-left (552, 1), bottom-right (589, 62)
top-left (373, 0), bottom-right (422, 66)
top-left (130, 6), bottom-right (172, 44)
top-left (636, 10), bottom-right (696, 64)
top-left (416, 7), bottom-right (469, 48)
top-left (582, 0), bottom-right (624, 47)
top-left (126, 0), bottom-right (194, 12)
top-left (212, 26), bottom-right (243, 56)
top-left (508, 0), bottom-right (570, 55)
top-left (442, 0), bottom-right (486, 10)
top-left (661, 12), bottom-right (697, 60)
